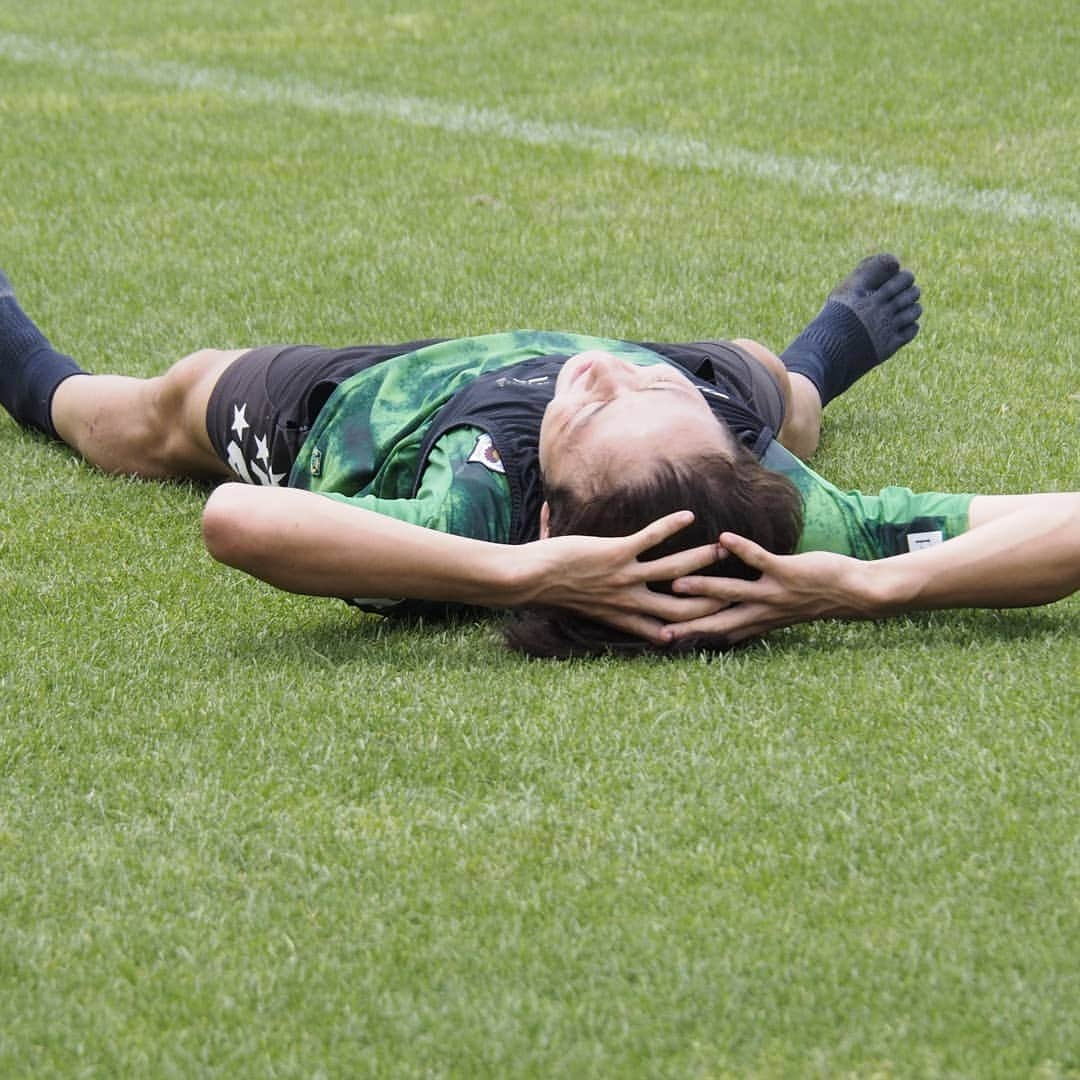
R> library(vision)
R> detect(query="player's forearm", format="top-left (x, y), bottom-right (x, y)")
top-left (862, 492), bottom-right (1080, 614)
top-left (201, 484), bottom-right (534, 607)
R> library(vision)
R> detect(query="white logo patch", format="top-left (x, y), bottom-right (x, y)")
top-left (467, 433), bottom-right (505, 474)
top-left (907, 530), bottom-right (944, 552)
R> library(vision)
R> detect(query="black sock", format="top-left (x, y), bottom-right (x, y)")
top-left (0, 270), bottom-right (85, 438)
top-left (781, 253), bottom-right (921, 406)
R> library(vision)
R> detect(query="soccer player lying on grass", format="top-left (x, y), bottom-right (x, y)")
top-left (1, 256), bottom-right (1076, 657)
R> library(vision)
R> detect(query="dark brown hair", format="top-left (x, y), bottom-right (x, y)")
top-left (503, 445), bottom-right (802, 658)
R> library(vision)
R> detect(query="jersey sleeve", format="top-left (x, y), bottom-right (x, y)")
top-left (761, 441), bottom-right (975, 559)
top-left (317, 427), bottom-right (513, 614)
top-left (318, 427), bottom-right (513, 541)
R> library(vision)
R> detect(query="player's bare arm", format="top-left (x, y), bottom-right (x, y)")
top-left (663, 491), bottom-right (1080, 644)
top-left (201, 484), bottom-right (726, 642)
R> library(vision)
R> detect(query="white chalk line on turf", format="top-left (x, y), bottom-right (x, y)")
top-left (2, 32), bottom-right (1077, 232)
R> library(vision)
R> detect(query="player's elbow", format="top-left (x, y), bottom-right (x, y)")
top-left (1036, 492), bottom-right (1080, 602)
top-left (1058, 492), bottom-right (1080, 597)
top-left (202, 483), bottom-right (261, 570)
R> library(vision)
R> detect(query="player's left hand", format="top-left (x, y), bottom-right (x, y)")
top-left (662, 531), bottom-right (876, 644)
top-left (520, 510), bottom-right (730, 644)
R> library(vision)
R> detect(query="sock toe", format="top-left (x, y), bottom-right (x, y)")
top-left (899, 301), bottom-right (923, 327)
top-left (879, 268), bottom-right (916, 301)
top-left (892, 284), bottom-right (922, 316)
top-left (837, 253), bottom-right (900, 297)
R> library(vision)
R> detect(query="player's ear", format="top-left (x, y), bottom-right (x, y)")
top-left (539, 500), bottom-right (551, 539)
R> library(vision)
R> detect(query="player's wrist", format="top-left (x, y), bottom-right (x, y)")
top-left (490, 542), bottom-right (547, 607)
top-left (856, 556), bottom-right (920, 618)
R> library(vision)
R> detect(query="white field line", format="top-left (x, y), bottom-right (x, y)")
top-left (2, 32), bottom-right (1077, 231)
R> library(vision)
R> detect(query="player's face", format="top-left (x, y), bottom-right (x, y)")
top-left (538, 351), bottom-right (730, 493)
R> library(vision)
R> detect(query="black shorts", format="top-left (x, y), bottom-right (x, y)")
top-left (205, 337), bottom-right (785, 484)
top-left (205, 341), bottom-right (441, 484)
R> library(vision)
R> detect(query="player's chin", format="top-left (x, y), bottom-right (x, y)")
top-left (556, 351), bottom-right (598, 393)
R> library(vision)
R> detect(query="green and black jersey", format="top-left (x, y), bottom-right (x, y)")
top-left (289, 332), bottom-right (973, 599)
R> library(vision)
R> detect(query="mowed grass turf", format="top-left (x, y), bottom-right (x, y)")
top-left (1, 1), bottom-right (1077, 1076)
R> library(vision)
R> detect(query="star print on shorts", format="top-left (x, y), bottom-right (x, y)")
top-left (225, 400), bottom-right (286, 486)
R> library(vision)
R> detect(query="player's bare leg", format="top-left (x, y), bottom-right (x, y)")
top-left (51, 350), bottom-right (243, 479)
top-left (1, 267), bottom-right (237, 480)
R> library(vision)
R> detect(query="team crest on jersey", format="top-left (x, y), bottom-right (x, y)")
top-left (467, 433), bottom-right (505, 474)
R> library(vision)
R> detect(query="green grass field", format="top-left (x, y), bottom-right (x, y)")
top-left (1, 1), bottom-right (1077, 1076)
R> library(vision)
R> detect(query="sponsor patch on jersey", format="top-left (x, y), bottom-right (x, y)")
top-left (495, 375), bottom-right (552, 387)
top-left (906, 530), bottom-right (944, 551)
top-left (467, 432), bottom-right (505, 474)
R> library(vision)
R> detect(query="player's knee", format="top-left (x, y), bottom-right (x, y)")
top-left (140, 350), bottom-right (224, 467)
top-left (155, 349), bottom-right (218, 408)
top-left (732, 338), bottom-right (790, 391)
